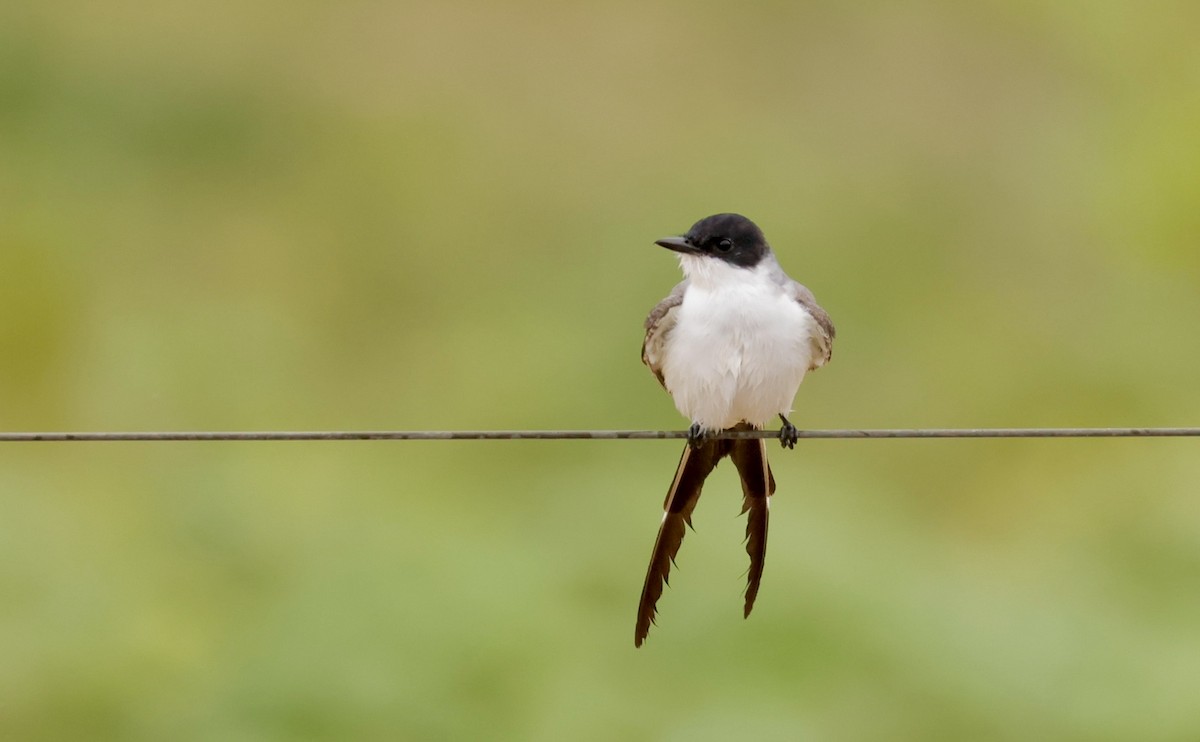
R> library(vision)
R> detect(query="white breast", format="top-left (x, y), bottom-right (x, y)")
top-left (661, 258), bottom-right (816, 430)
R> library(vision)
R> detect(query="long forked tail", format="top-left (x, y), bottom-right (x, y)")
top-left (634, 423), bottom-right (776, 647)
top-left (634, 437), bottom-right (728, 647)
top-left (728, 433), bottom-right (775, 618)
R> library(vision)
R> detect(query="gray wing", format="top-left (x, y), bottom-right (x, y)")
top-left (641, 280), bottom-right (688, 388)
top-left (788, 281), bottom-right (835, 370)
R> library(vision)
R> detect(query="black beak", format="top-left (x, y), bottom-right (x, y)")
top-left (655, 236), bottom-right (700, 254)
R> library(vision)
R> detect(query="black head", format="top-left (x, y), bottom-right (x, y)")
top-left (654, 213), bottom-right (770, 268)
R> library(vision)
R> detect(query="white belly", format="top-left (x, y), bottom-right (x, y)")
top-left (662, 280), bottom-right (816, 430)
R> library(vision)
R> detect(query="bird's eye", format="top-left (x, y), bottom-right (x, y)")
top-left (716, 239), bottom-right (734, 252)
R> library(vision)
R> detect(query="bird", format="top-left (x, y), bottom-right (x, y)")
top-left (634, 213), bottom-right (835, 647)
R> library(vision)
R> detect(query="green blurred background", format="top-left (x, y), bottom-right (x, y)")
top-left (3, 1), bottom-right (1199, 739)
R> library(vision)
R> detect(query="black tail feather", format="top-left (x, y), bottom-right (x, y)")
top-left (729, 434), bottom-right (774, 618)
top-left (635, 422), bottom-right (778, 646)
top-left (634, 437), bottom-right (730, 647)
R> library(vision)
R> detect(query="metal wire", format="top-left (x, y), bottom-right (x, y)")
top-left (1, 427), bottom-right (1198, 442)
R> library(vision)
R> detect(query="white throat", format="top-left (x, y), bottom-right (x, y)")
top-left (678, 253), bottom-right (755, 290)
top-left (661, 254), bottom-right (816, 430)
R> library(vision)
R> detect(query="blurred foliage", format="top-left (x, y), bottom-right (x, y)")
top-left (2, 1), bottom-right (1199, 740)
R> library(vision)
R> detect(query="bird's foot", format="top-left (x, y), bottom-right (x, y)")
top-left (687, 423), bottom-right (714, 449)
top-left (778, 415), bottom-right (799, 449)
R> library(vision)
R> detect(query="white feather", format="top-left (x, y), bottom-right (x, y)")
top-left (661, 254), bottom-right (817, 430)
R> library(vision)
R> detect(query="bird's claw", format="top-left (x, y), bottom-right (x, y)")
top-left (778, 415), bottom-right (799, 449)
top-left (687, 423), bottom-right (713, 449)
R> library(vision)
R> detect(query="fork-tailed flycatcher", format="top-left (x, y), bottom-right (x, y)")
top-left (635, 213), bottom-right (835, 647)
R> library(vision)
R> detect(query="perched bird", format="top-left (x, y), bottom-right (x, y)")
top-left (635, 213), bottom-right (835, 647)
